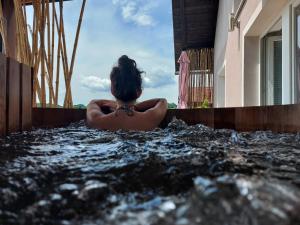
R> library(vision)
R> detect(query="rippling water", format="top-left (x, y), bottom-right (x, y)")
top-left (0, 119), bottom-right (300, 225)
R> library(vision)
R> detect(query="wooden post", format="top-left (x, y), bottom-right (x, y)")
top-left (20, 63), bottom-right (32, 131)
top-left (2, 0), bottom-right (17, 59)
top-left (0, 53), bottom-right (6, 136)
top-left (7, 57), bottom-right (20, 133)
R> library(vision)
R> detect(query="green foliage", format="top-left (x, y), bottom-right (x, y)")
top-left (74, 104), bottom-right (87, 109)
top-left (35, 103), bottom-right (62, 108)
top-left (201, 99), bottom-right (210, 108)
top-left (168, 103), bottom-right (177, 109)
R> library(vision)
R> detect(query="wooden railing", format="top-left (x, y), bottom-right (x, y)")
top-left (0, 54), bottom-right (32, 136)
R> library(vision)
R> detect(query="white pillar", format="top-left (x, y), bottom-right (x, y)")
top-left (282, 4), bottom-right (292, 104)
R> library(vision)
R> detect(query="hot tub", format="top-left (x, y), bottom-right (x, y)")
top-left (0, 118), bottom-right (300, 225)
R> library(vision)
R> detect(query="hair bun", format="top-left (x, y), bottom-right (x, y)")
top-left (118, 55), bottom-right (136, 71)
top-left (110, 55), bottom-right (143, 102)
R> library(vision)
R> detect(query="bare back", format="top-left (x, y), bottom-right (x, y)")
top-left (86, 99), bottom-right (168, 131)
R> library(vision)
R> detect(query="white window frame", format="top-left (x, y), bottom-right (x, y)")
top-left (291, 0), bottom-right (300, 103)
top-left (266, 36), bottom-right (282, 105)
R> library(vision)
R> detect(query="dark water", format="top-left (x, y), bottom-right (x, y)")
top-left (0, 119), bottom-right (300, 225)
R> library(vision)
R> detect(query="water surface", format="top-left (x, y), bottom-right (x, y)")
top-left (0, 119), bottom-right (300, 225)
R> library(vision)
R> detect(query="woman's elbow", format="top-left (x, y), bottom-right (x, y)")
top-left (86, 113), bottom-right (103, 129)
top-left (161, 99), bottom-right (168, 111)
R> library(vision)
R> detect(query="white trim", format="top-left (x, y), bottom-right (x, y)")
top-left (291, 0), bottom-right (300, 103)
top-left (259, 17), bottom-right (282, 39)
top-left (242, 0), bottom-right (264, 107)
top-left (292, 4), bottom-right (296, 103)
top-left (282, 5), bottom-right (292, 104)
top-left (241, 33), bottom-right (244, 106)
top-left (243, 0), bottom-right (263, 37)
top-left (266, 36), bottom-right (282, 105)
top-left (224, 60), bottom-right (227, 107)
top-left (258, 38), bottom-right (261, 106)
top-left (217, 62), bottom-right (226, 77)
top-left (292, 0), bottom-right (300, 7)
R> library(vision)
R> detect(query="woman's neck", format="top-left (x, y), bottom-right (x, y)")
top-left (116, 100), bottom-right (136, 107)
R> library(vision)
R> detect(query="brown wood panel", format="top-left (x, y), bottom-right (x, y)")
top-left (7, 58), bottom-right (20, 133)
top-left (265, 105), bottom-right (285, 133)
top-left (2, 0), bottom-right (16, 59)
top-left (214, 107), bottom-right (235, 130)
top-left (0, 54), bottom-right (7, 136)
top-left (283, 104), bottom-right (300, 132)
top-left (32, 108), bottom-right (86, 128)
top-left (265, 104), bottom-right (300, 133)
top-left (21, 64), bottom-right (32, 131)
top-left (160, 108), bottom-right (214, 128)
top-left (235, 106), bottom-right (267, 132)
top-left (32, 105), bottom-right (300, 133)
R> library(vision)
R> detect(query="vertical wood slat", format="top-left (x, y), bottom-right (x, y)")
top-left (0, 53), bottom-right (32, 136)
top-left (7, 57), bottom-right (20, 133)
top-left (0, 54), bottom-right (7, 136)
top-left (21, 63), bottom-right (32, 131)
top-left (2, 0), bottom-right (17, 58)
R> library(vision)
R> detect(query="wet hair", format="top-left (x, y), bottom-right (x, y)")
top-left (110, 55), bottom-right (143, 102)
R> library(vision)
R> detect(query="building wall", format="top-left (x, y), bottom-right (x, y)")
top-left (214, 0), bottom-right (232, 107)
top-left (224, 0), bottom-right (261, 107)
top-left (214, 0), bottom-right (296, 107)
top-left (244, 36), bottom-right (260, 106)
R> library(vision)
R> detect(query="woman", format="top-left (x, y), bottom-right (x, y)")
top-left (86, 55), bottom-right (168, 131)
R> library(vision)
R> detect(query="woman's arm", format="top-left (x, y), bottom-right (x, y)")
top-left (142, 98), bottom-right (168, 127)
top-left (135, 98), bottom-right (166, 112)
top-left (86, 100), bottom-right (117, 128)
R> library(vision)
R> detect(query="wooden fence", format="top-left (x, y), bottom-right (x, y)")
top-left (187, 49), bottom-right (214, 108)
top-left (0, 54), bottom-right (32, 136)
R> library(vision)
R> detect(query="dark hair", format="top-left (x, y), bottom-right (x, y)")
top-left (110, 55), bottom-right (143, 102)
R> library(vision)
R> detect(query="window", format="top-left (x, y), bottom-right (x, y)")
top-left (295, 5), bottom-right (300, 103)
top-left (261, 20), bottom-right (282, 105)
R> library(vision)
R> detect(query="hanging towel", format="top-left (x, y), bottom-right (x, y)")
top-left (178, 51), bottom-right (190, 109)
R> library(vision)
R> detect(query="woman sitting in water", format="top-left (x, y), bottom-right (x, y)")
top-left (86, 55), bottom-right (168, 131)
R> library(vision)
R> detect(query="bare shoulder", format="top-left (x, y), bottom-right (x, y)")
top-left (86, 99), bottom-right (113, 129)
top-left (141, 98), bottom-right (168, 126)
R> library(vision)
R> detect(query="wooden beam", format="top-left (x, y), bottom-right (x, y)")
top-left (2, 0), bottom-right (17, 59)
top-left (0, 54), bottom-right (7, 136)
top-left (180, 0), bottom-right (186, 48)
top-left (7, 57), bottom-right (20, 133)
top-left (20, 63), bottom-right (33, 131)
top-left (22, 0), bottom-right (72, 5)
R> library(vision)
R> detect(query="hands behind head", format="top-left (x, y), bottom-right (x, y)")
top-left (100, 100), bottom-right (118, 113)
top-left (92, 98), bottom-right (167, 114)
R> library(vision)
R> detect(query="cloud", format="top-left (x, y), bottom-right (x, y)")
top-left (61, 0), bottom-right (177, 104)
top-left (143, 70), bottom-right (176, 88)
top-left (112, 0), bottom-right (157, 26)
top-left (82, 76), bottom-right (111, 92)
top-left (81, 70), bottom-right (175, 94)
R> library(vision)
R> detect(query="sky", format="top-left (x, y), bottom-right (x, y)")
top-left (31, 0), bottom-right (178, 105)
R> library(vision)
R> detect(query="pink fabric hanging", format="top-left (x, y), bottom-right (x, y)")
top-left (178, 51), bottom-right (190, 109)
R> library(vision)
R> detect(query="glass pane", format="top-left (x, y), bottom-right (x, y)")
top-left (296, 6), bottom-right (300, 103)
top-left (274, 41), bottom-right (282, 105)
